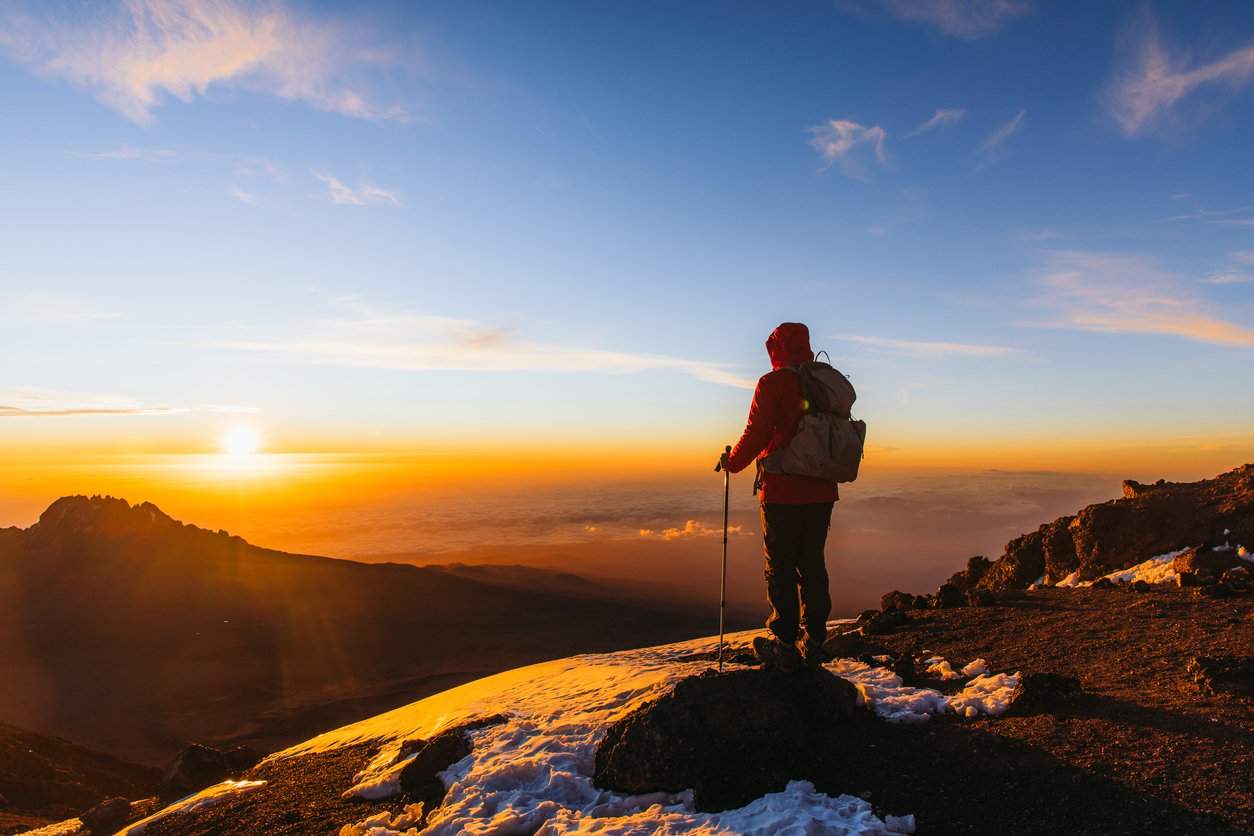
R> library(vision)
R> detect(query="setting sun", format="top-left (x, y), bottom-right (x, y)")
top-left (221, 426), bottom-right (262, 457)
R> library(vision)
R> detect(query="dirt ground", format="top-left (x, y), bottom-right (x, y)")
top-left (856, 585), bottom-right (1254, 833)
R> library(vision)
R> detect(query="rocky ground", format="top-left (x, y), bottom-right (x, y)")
top-left (58, 583), bottom-right (1253, 836)
top-left (852, 584), bottom-right (1254, 834)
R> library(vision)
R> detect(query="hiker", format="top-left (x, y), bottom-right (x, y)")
top-left (719, 322), bottom-right (839, 671)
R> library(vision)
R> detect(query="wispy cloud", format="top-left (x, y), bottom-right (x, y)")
top-left (975, 108), bottom-right (1025, 169)
top-left (0, 405), bottom-right (180, 418)
top-left (313, 171), bottom-right (401, 207)
top-left (1170, 202), bottom-right (1254, 227)
top-left (0, 390), bottom-right (183, 418)
top-left (836, 334), bottom-right (1022, 358)
top-left (0, 0), bottom-right (406, 126)
top-left (1, 293), bottom-right (120, 324)
top-left (61, 145), bottom-right (190, 162)
top-left (808, 119), bottom-right (889, 181)
top-left (907, 108), bottom-right (967, 136)
top-left (214, 305), bottom-right (757, 388)
top-left (0, 390), bottom-right (256, 418)
top-left (879, 0), bottom-right (1030, 40)
top-left (1031, 250), bottom-right (1254, 347)
top-left (228, 185), bottom-right (263, 206)
top-left (1108, 9), bottom-right (1254, 137)
top-left (1203, 251), bottom-right (1254, 285)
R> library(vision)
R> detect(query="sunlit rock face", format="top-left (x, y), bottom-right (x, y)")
top-left (976, 463), bottom-right (1254, 592)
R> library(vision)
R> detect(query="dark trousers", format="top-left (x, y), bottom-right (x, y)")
top-left (761, 501), bottom-right (835, 644)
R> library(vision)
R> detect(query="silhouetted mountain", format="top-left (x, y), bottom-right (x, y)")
top-left (0, 496), bottom-right (710, 767)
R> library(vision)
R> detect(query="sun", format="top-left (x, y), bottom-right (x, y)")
top-left (221, 425), bottom-right (262, 457)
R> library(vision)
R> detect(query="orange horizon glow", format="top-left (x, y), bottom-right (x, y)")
top-left (4, 431), bottom-right (1251, 532)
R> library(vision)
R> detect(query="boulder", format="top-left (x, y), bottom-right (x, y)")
top-left (860, 608), bottom-right (910, 636)
top-left (934, 582), bottom-right (966, 609)
top-left (161, 744), bottom-right (230, 800)
top-left (397, 715), bottom-right (507, 813)
top-left (821, 631), bottom-right (860, 659)
top-left (594, 667), bottom-right (864, 812)
top-left (80, 797), bottom-right (132, 834)
top-left (1004, 673), bottom-right (1083, 716)
top-left (1173, 545), bottom-right (1250, 576)
top-left (1189, 657), bottom-right (1254, 699)
top-left (880, 590), bottom-right (917, 611)
top-left (965, 588), bottom-right (995, 607)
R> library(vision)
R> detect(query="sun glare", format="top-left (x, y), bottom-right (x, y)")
top-left (221, 426), bottom-right (262, 457)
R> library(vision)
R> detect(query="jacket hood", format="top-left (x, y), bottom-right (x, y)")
top-left (766, 322), bottom-right (814, 370)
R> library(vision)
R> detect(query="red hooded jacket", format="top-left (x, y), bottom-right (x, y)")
top-left (726, 323), bottom-right (840, 504)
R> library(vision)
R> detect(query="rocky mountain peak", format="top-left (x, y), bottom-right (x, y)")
top-left (34, 494), bottom-right (177, 538)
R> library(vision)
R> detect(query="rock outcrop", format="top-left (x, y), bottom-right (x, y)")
top-left (978, 464), bottom-right (1254, 593)
top-left (594, 667), bottom-right (864, 812)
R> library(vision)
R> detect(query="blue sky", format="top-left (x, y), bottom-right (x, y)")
top-left (2, 0), bottom-right (1254, 486)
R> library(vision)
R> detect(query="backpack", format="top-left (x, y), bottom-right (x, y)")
top-left (761, 360), bottom-right (867, 484)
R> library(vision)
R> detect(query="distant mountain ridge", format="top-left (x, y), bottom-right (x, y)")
top-left (0, 495), bottom-right (710, 768)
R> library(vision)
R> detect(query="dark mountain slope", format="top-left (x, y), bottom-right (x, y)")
top-left (0, 720), bottom-right (158, 832)
top-left (0, 496), bottom-right (709, 765)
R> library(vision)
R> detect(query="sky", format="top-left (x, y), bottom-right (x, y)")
top-left (3, 0), bottom-right (1254, 571)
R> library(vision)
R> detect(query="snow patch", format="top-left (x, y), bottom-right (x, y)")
top-left (116, 780), bottom-right (266, 835)
top-left (829, 657), bottom-right (1019, 724)
top-left (16, 820), bottom-right (82, 836)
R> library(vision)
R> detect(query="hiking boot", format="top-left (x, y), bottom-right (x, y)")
top-left (753, 635), bottom-right (801, 673)
top-left (797, 634), bottom-right (824, 669)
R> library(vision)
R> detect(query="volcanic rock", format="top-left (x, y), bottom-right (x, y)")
top-left (396, 715), bottom-right (507, 812)
top-left (880, 590), bottom-right (918, 611)
top-left (79, 796), bottom-right (159, 834)
top-left (935, 582), bottom-right (966, 609)
top-left (860, 608), bottom-right (911, 636)
top-left (1188, 656), bottom-right (1254, 699)
top-left (594, 667), bottom-right (864, 812)
top-left (80, 797), bottom-right (132, 834)
top-left (978, 464), bottom-right (1254, 594)
top-left (1173, 545), bottom-right (1249, 576)
top-left (160, 744), bottom-right (230, 800)
top-left (1004, 673), bottom-right (1083, 716)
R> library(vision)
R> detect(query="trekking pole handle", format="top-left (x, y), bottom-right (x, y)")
top-left (715, 445), bottom-right (731, 472)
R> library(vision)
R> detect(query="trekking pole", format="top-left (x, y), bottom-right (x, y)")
top-left (714, 445), bottom-right (731, 673)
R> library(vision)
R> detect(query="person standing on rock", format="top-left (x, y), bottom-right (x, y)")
top-left (719, 322), bottom-right (839, 672)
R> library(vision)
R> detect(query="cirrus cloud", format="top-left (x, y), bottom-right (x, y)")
top-left (879, 0), bottom-right (1031, 40)
top-left (1108, 8), bottom-right (1254, 137)
top-left (0, 0), bottom-right (407, 125)
top-left (1031, 250), bottom-right (1254, 347)
top-left (808, 119), bottom-right (889, 181)
top-left (213, 302), bottom-right (757, 389)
